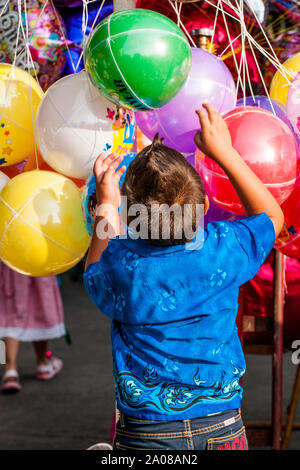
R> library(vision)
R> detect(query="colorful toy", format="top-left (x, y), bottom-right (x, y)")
top-left (0, 1), bottom-right (67, 91)
top-left (0, 170), bottom-right (90, 277)
top-left (196, 106), bottom-right (299, 214)
top-left (81, 152), bottom-right (137, 236)
top-left (136, 48), bottom-right (236, 154)
top-left (35, 71), bottom-right (135, 179)
top-left (0, 64), bottom-right (43, 167)
top-left (270, 52), bottom-right (300, 106)
top-left (286, 72), bottom-right (300, 138)
top-left (84, 9), bottom-right (192, 110)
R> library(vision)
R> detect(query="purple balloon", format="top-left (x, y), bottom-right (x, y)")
top-left (136, 48), bottom-right (236, 154)
top-left (236, 95), bottom-right (295, 134)
top-left (204, 200), bottom-right (244, 228)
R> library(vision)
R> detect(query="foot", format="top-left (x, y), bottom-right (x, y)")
top-left (1, 369), bottom-right (22, 394)
top-left (36, 355), bottom-right (63, 381)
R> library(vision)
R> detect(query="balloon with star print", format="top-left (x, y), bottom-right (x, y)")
top-left (35, 70), bottom-right (136, 179)
top-left (0, 64), bottom-right (44, 168)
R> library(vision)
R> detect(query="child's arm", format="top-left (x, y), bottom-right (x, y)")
top-left (84, 152), bottom-right (126, 270)
top-left (194, 104), bottom-right (284, 237)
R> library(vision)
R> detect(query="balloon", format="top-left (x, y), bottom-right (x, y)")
top-left (81, 152), bottom-right (137, 235)
top-left (286, 73), bottom-right (300, 138)
top-left (0, 1), bottom-right (67, 91)
top-left (236, 95), bottom-right (297, 137)
top-left (270, 52), bottom-right (300, 106)
top-left (0, 171), bottom-right (9, 192)
top-left (24, 150), bottom-right (87, 191)
top-left (35, 71), bottom-right (136, 179)
top-left (0, 64), bottom-right (43, 168)
top-left (0, 170), bottom-right (90, 277)
top-left (196, 106), bottom-right (299, 214)
top-left (204, 200), bottom-right (244, 229)
top-left (275, 178), bottom-right (300, 258)
top-left (58, 0), bottom-right (113, 75)
top-left (136, 48), bottom-right (236, 154)
top-left (84, 9), bottom-right (192, 110)
top-left (242, 254), bottom-right (300, 348)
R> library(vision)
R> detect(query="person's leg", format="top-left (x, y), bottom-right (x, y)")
top-left (1, 338), bottom-right (22, 393)
top-left (32, 340), bottom-right (49, 367)
top-left (4, 337), bottom-right (20, 372)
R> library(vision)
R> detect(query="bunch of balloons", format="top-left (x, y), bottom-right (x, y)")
top-left (0, 8), bottom-right (195, 276)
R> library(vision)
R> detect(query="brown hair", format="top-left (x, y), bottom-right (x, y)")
top-left (121, 134), bottom-right (206, 245)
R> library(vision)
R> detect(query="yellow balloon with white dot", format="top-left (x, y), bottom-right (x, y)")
top-left (0, 63), bottom-right (43, 167)
top-left (0, 170), bottom-right (90, 276)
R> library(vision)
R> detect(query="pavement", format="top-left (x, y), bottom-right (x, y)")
top-left (0, 272), bottom-right (299, 450)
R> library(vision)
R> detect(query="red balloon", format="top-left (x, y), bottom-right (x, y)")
top-left (275, 178), bottom-right (300, 258)
top-left (196, 106), bottom-right (299, 215)
top-left (242, 254), bottom-right (300, 348)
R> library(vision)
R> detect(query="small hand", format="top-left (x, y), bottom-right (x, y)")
top-left (194, 103), bottom-right (233, 163)
top-left (93, 152), bottom-right (126, 207)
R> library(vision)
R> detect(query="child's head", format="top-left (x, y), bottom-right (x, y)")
top-left (121, 134), bottom-right (208, 245)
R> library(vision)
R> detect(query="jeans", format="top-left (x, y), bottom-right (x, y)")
top-left (113, 408), bottom-right (248, 450)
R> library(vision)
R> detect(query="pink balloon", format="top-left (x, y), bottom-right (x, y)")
top-left (136, 48), bottom-right (236, 154)
top-left (196, 106), bottom-right (299, 214)
top-left (286, 72), bottom-right (300, 138)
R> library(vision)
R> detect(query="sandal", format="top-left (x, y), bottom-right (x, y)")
top-left (36, 355), bottom-right (63, 381)
top-left (1, 370), bottom-right (22, 394)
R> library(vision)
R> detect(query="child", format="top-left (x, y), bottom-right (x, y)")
top-left (0, 263), bottom-right (64, 393)
top-left (83, 104), bottom-right (284, 450)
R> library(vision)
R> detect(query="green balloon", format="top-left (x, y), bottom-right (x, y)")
top-left (84, 9), bottom-right (192, 111)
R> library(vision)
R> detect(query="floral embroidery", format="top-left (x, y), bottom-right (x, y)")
top-left (121, 252), bottom-right (141, 271)
top-left (158, 291), bottom-right (177, 312)
top-left (113, 365), bottom-right (242, 414)
top-left (115, 293), bottom-right (126, 313)
top-left (215, 223), bottom-right (229, 238)
top-left (209, 269), bottom-right (227, 287)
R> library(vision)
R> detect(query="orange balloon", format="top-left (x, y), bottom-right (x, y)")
top-left (24, 151), bottom-right (86, 191)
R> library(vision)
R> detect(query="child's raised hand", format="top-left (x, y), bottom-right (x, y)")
top-left (194, 104), bottom-right (233, 163)
top-left (93, 152), bottom-right (126, 208)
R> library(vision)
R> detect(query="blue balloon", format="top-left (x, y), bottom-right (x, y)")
top-left (57, 1), bottom-right (113, 75)
top-left (81, 153), bottom-right (137, 236)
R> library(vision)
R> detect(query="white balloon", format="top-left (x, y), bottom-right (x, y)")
top-left (34, 71), bottom-right (129, 179)
top-left (0, 171), bottom-right (9, 192)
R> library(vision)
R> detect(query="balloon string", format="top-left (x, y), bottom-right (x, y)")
top-left (168, 0), bottom-right (197, 48)
top-left (76, 0), bottom-right (106, 73)
top-left (17, 0), bottom-right (41, 170)
top-left (210, 0), bottom-right (221, 54)
top-left (219, 1), bottom-right (244, 100)
top-left (49, 0), bottom-right (78, 74)
top-left (23, 0), bottom-right (40, 170)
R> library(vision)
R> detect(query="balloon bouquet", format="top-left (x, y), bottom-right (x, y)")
top-left (0, 7), bottom-right (192, 277)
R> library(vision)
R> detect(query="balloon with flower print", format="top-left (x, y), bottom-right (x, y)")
top-left (81, 152), bottom-right (137, 236)
top-left (286, 73), bottom-right (300, 138)
top-left (35, 71), bottom-right (136, 180)
top-left (0, 64), bottom-right (43, 168)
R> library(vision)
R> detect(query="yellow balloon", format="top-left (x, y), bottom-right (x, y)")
top-left (0, 170), bottom-right (90, 276)
top-left (270, 53), bottom-right (300, 106)
top-left (0, 63), bottom-right (43, 167)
